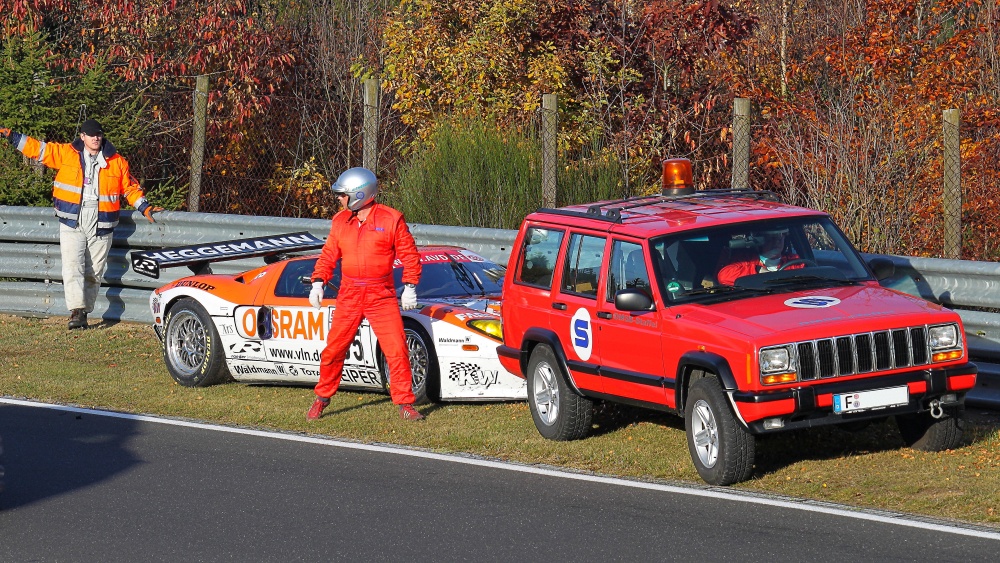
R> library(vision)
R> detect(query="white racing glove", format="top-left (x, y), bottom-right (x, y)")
top-left (401, 284), bottom-right (418, 310)
top-left (309, 281), bottom-right (325, 309)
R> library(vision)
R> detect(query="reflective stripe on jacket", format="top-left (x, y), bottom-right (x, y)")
top-left (11, 132), bottom-right (149, 235)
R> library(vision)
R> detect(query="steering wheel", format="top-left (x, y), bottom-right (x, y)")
top-left (778, 258), bottom-right (818, 271)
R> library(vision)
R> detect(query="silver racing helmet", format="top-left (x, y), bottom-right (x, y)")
top-left (332, 167), bottom-right (379, 211)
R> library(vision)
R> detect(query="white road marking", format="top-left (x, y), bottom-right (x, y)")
top-left (3, 397), bottom-right (999, 541)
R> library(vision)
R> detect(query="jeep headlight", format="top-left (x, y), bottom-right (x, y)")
top-left (929, 323), bottom-right (963, 362)
top-left (759, 346), bottom-right (798, 385)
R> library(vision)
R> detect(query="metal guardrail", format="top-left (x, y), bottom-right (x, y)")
top-left (1, 205), bottom-right (996, 408)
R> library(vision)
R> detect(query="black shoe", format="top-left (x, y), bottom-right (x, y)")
top-left (68, 309), bottom-right (88, 330)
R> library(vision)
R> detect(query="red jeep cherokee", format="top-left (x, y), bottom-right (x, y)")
top-left (498, 159), bottom-right (977, 485)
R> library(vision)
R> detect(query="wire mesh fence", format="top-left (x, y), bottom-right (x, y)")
top-left (124, 84), bottom-right (988, 261)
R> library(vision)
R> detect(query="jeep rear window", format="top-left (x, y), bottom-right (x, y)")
top-left (651, 217), bottom-right (872, 303)
top-left (561, 233), bottom-right (605, 298)
top-left (515, 226), bottom-right (564, 289)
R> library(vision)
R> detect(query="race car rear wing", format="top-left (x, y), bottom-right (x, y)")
top-left (130, 231), bottom-right (326, 279)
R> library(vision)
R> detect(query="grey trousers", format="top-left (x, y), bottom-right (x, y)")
top-left (59, 203), bottom-right (112, 313)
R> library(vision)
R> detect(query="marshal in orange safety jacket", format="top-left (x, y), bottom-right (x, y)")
top-left (8, 131), bottom-right (151, 235)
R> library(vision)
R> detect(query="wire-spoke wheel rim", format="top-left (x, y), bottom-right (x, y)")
top-left (532, 360), bottom-right (559, 426)
top-left (166, 310), bottom-right (207, 377)
top-left (405, 329), bottom-right (429, 396)
top-left (691, 399), bottom-right (720, 468)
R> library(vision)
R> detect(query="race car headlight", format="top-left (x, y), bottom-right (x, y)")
top-left (929, 323), bottom-right (963, 362)
top-left (467, 319), bottom-right (503, 341)
top-left (759, 346), bottom-right (797, 385)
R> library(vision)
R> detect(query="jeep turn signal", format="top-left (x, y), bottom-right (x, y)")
top-left (662, 158), bottom-right (694, 196)
top-left (933, 350), bottom-right (963, 362)
top-left (762, 373), bottom-right (798, 385)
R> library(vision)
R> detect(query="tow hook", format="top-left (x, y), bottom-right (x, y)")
top-left (929, 399), bottom-right (944, 419)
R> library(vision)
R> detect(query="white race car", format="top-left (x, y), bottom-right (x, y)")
top-left (132, 233), bottom-right (525, 403)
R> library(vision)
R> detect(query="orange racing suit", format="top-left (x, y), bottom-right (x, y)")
top-left (311, 203), bottom-right (422, 403)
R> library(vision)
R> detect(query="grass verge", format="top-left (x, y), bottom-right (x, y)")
top-left (1, 313), bottom-right (998, 526)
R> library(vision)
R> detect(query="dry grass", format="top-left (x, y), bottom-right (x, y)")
top-left (1, 313), bottom-right (998, 526)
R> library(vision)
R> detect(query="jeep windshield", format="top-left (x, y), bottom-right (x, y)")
top-left (650, 216), bottom-right (873, 304)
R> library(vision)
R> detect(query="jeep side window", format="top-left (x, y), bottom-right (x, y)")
top-left (607, 240), bottom-right (651, 300)
top-left (516, 226), bottom-right (564, 289)
top-left (561, 233), bottom-right (606, 298)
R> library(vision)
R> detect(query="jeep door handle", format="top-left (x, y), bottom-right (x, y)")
top-left (552, 302), bottom-right (567, 310)
top-left (596, 311), bottom-right (612, 319)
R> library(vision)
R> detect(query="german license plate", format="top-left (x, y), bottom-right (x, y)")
top-left (833, 385), bottom-right (909, 414)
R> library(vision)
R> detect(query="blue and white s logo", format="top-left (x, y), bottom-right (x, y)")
top-left (784, 296), bottom-right (841, 309)
top-left (570, 308), bottom-right (593, 361)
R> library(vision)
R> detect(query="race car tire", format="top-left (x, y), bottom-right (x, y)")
top-left (527, 344), bottom-right (592, 441)
top-left (379, 320), bottom-right (439, 405)
top-left (685, 377), bottom-right (756, 486)
top-left (895, 409), bottom-right (966, 451)
top-left (163, 298), bottom-right (232, 387)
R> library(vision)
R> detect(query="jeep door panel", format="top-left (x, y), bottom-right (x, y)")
top-left (593, 239), bottom-right (669, 404)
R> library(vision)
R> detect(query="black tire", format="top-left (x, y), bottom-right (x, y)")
top-left (379, 321), bottom-right (439, 405)
top-left (895, 409), bottom-right (966, 451)
top-left (526, 344), bottom-right (592, 441)
top-left (162, 298), bottom-right (231, 387)
top-left (684, 377), bottom-right (756, 485)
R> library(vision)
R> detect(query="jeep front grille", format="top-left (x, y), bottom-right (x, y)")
top-left (795, 326), bottom-right (930, 380)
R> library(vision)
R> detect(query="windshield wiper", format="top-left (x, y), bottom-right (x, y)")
top-left (681, 285), bottom-right (770, 297)
top-left (447, 254), bottom-right (485, 295)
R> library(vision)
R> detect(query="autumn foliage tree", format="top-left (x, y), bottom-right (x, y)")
top-left (382, 0), bottom-right (754, 195)
top-left (1, 0), bottom-right (298, 212)
top-left (731, 0), bottom-right (1000, 258)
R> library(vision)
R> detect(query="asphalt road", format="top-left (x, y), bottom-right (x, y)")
top-left (1, 400), bottom-right (998, 562)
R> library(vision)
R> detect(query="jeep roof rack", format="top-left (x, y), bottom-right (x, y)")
top-left (538, 189), bottom-right (782, 224)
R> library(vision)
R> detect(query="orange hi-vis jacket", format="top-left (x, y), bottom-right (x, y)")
top-left (312, 203), bottom-right (421, 286)
top-left (10, 132), bottom-right (150, 235)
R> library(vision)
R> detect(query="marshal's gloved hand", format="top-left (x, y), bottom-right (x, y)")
top-left (0, 127), bottom-right (10, 139)
top-left (309, 281), bottom-right (325, 309)
top-left (143, 206), bottom-right (165, 223)
top-left (401, 284), bottom-right (418, 310)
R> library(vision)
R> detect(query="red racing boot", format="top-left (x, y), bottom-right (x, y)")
top-left (399, 404), bottom-right (425, 421)
top-left (307, 397), bottom-right (331, 420)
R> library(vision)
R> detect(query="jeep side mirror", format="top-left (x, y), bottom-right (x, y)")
top-left (867, 257), bottom-right (895, 282)
top-left (615, 288), bottom-right (654, 312)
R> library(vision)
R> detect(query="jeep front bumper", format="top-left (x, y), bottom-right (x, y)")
top-left (732, 363), bottom-right (977, 433)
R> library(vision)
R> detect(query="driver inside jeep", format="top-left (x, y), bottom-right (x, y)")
top-left (716, 228), bottom-right (804, 286)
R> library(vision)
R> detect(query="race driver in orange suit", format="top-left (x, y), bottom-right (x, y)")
top-left (307, 167), bottom-right (425, 421)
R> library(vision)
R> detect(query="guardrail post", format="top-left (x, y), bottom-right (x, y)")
top-left (189, 74), bottom-right (209, 212)
top-left (943, 108), bottom-right (961, 259)
top-left (363, 78), bottom-right (380, 172)
top-left (541, 94), bottom-right (558, 208)
top-left (732, 98), bottom-right (751, 190)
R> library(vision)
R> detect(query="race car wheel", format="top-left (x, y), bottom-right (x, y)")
top-left (379, 321), bottom-right (439, 405)
top-left (684, 377), bottom-right (756, 485)
top-left (895, 409), bottom-right (966, 451)
top-left (527, 344), bottom-right (592, 441)
top-left (163, 298), bottom-right (231, 387)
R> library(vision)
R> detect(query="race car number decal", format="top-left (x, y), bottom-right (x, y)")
top-left (570, 308), bottom-right (593, 361)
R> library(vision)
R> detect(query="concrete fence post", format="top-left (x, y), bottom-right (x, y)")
top-left (943, 108), bottom-right (962, 259)
top-left (732, 98), bottom-right (751, 190)
top-left (541, 94), bottom-right (558, 208)
top-left (189, 74), bottom-right (209, 212)
top-left (363, 78), bottom-right (380, 172)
